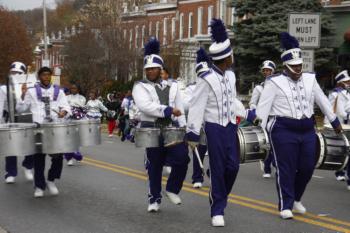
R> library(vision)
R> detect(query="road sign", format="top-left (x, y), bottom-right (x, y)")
top-left (288, 13), bottom-right (321, 48)
top-left (301, 50), bottom-right (314, 72)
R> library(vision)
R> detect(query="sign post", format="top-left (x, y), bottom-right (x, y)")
top-left (301, 50), bottom-right (315, 73)
top-left (288, 13), bottom-right (321, 72)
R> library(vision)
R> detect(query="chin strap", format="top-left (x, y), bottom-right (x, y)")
top-left (286, 64), bottom-right (303, 76)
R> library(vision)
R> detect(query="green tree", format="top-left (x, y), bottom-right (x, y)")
top-left (231, 0), bottom-right (337, 92)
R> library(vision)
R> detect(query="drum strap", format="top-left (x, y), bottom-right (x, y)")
top-left (35, 84), bottom-right (60, 102)
top-left (333, 96), bottom-right (338, 113)
top-left (155, 85), bottom-right (172, 127)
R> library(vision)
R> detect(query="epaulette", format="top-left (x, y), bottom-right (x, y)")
top-left (186, 82), bottom-right (196, 87)
top-left (266, 73), bottom-right (281, 80)
top-left (199, 70), bottom-right (212, 79)
top-left (304, 72), bottom-right (316, 75)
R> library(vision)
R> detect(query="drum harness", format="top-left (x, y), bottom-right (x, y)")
top-left (35, 84), bottom-right (60, 123)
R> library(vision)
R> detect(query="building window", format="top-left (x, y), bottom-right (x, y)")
top-left (208, 6), bottom-right (213, 34)
top-left (142, 25), bottom-right (145, 48)
top-left (129, 29), bottom-right (133, 49)
top-left (179, 13), bottom-right (184, 39)
top-left (149, 21), bottom-right (152, 37)
top-left (197, 7), bottom-right (203, 35)
top-left (123, 29), bottom-right (127, 39)
top-left (188, 12), bottom-right (193, 38)
top-left (231, 7), bottom-right (238, 25)
top-left (220, 0), bottom-right (226, 22)
top-left (163, 18), bottom-right (168, 45)
top-left (156, 21), bottom-right (160, 40)
top-left (171, 17), bottom-right (176, 41)
top-left (135, 26), bottom-right (139, 48)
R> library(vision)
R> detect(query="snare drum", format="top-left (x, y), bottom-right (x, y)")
top-left (75, 119), bottom-right (101, 147)
top-left (162, 127), bottom-right (186, 147)
top-left (0, 123), bottom-right (37, 156)
top-left (37, 122), bottom-right (80, 154)
top-left (135, 128), bottom-right (160, 148)
top-left (316, 125), bottom-right (349, 170)
top-left (237, 126), bottom-right (270, 163)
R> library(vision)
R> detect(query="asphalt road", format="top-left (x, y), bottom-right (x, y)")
top-left (0, 134), bottom-right (349, 233)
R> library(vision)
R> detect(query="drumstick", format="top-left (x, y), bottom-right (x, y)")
top-left (194, 147), bottom-right (205, 174)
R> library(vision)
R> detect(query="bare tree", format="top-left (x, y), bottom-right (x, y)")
top-left (0, 7), bottom-right (32, 83)
top-left (63, 30), bottom-right (106, 94)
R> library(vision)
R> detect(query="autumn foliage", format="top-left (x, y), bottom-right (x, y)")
top-left (0, 7), bottom-right (32, 83)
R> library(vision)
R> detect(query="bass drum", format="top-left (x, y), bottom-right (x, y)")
top-left (316, 126), bottom-right (349, 170)
top-left (237, 126), bottom-right (270, 163)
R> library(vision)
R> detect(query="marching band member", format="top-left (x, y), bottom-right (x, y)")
top-left (325, 70), bottom-right (350, 187)
top-left (186, 48), bottom-right (211, 189)
top-left (132, 38), bottom-right (189, 213)
top-left (120, 90), bottom-right (133, 141)
top-left (85, 90), bottom-right (108, 119)
top-left (161, 69), bottom-right (174, 174)
top-left (250, 60), bottom-right (276, 178)
top-left (106, 92), bottom-right (121, 137)
top-left (185, 19), bottom-right (257, 227)
top-left (4, 62), bottom-right (34, 184)
top-left (65, 83), bottom-right (86, 166)
top-left (249, 60), bottom-right (276, 109)
top-left (17, 67), bottom-right (72, 197)
top-left (256, 32), bottom-right (342, 219)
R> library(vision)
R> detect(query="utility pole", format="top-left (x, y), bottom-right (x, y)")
top-left (43, 0), bottom-right (49, 64)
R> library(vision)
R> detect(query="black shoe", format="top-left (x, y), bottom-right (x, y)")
top-left (121, 136), bottom-right (126, 142)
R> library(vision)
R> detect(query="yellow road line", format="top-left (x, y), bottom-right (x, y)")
top-left (84, 157), bottom-right (350, 228)
top-left (81, 159), bottom-right (350, 233)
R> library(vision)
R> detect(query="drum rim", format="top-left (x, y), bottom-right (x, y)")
top-left (72, 119), bottom-right (101, 124)
top-left (315, 132), bottom-right (326, 169)
top-left (324, 124), bottom-right (350, 130)
top-left (39, 122), bottom-right (78, 127)
top-left (237, 128), bottom-right (246, 163)
top-left (0, 123), bottom-right (37, 130)
top-left (162, 127), bottom-right (186, 131)
top-left (136, 127), bottom-right (161, 132)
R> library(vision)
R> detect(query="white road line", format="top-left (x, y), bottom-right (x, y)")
top-left (312, 175), bottom-right (324, 179)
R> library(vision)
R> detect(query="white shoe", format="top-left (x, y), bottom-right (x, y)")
top-left (67, 159), bottom-right (74, 166)
top-left (23, 168), bottom-right (33, 181)
top-left (280, 209), bottom-right (294, 219)
top-left (5, 176), bottom-right (15, 184)
top-left (262, 173), bottom-right (272, 178)
top-left (34, 188), bottom-right (44, 198)
top-left (108, 134), bottom-right (113, 138)
top-left (336, 176), bottom-right (346, 181)
top-left (147, 203), bottom-right (160, 212)
top-left (347, 185), bottom-right (350, 191)
top-left (47, 181), bottom-right (59, 195)
top-left (293, 201), bottom-right (306, 214)
top-left (193, 182), bottom-right (203, 189)
top-left (164, 166), bottom-right (172, 175)
top-left (165, 191), bottom-right (181, 205)
top-left (211, 215), bottom-right (225, 227)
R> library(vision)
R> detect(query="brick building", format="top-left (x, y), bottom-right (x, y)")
top-left (121, 0), bottom-right (236, 84)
